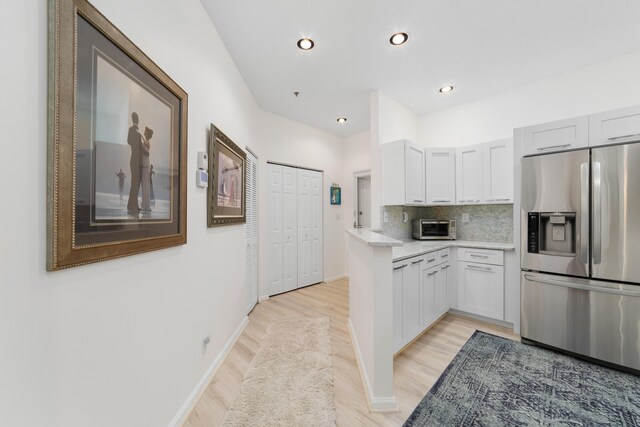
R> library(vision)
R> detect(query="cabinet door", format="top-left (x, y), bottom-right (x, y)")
top-left (405, 142), bottom-right (425, 205)
top-left (458, 261), bottom-right (504, 320)
top-left (483, 139), bottom-right (513, 203)
top-left (521, 116), bottom-right (588, 156)
top-left (421, 265), bottom-right (437, 328)
top-left (456, 144), bottom-right (484, 204)
top-left (589, 105), bottom-right (640, 147)
top-left (425, 148), bottom-right (455, 205)
top-left (435, 263), bottom-right (450, 317)
top-left (403, 258), bottom-right (423, 344)
top-left (392, 262), bottom-right (406, 353)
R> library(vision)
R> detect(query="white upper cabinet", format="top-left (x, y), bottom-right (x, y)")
top-left (521, 115), bottom-right (589, 156)
top-left (381, 140), bottom-right (425, 206)
top-left (589, 105), bottom-right (640, 147)
top-left (483, 139), bottom-right (513, 203)
top-left (456, 144), bottom-right (484, 204)
top-left (425, 148), bottom-right (455, 205)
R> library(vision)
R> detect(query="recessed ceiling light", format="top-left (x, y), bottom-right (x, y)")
top-left (439, 85), bottom-right (454, 94)
top-left (389, 32), bottom-right (408, 46)
top-left (297, 38), bottom-right (315, 50)
top-left (337, 117), bottom-right (347, 123)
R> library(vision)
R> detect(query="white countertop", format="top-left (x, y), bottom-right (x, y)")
top-left (392, 239), bottom-right (515, 262)
top-left (345, 228), bottom-right (403, 247)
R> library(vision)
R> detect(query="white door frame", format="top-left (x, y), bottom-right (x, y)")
top-left (353, 169), bottom-right (371, 228)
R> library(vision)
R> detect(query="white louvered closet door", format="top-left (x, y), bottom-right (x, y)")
top-left (245, 150), bottom-right (258, 314)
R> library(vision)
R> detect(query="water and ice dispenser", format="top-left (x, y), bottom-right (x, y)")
top-left (527, 212), bottom-right (576, 256)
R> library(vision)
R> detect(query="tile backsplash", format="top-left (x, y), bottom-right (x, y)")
top-left (383, 204), bottom-right (513, 243)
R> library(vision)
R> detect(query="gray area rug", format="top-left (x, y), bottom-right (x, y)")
top-left (222, 318), bottom-right (336, 426)
top-left (404, 331), bottom-right (640, 426)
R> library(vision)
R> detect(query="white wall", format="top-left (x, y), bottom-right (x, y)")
top-left (418, 50), bottom-right (640, 147)
top-left (1, 1), bottom-right (348, 426)
top-left (256, 110), bottom-right (346, 292)
top-left (370, 91), bottom-right (419, 228)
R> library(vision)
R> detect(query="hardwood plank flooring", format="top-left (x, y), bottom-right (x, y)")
top-left (183, 278), bottom-right (519, 426)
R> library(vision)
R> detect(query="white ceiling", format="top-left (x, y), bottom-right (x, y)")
top-left (200, 0), bottom-right (640, 137)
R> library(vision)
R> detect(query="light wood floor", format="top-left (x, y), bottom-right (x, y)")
top-left (184, 278), bottom-right (519, 426)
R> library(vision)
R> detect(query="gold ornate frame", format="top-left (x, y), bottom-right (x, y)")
top-left (47, 0), bottom-right (188, 270)
top-left (207, 125), bottom-right (246, 227)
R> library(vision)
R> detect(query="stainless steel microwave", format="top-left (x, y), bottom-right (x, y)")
top-left (412, 219), bottom-right (456, 240)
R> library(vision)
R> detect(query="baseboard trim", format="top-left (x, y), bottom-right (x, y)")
top-left (347, 318), bottom-right (399, 414)
top-left (258, 295), bottom-right (270, 303)
top-left (448, 309), bottom-right (514, 331)
top-left (169, 316), bottom-right (249, 427)
top-left (324, 274), bottom-right (347, 283)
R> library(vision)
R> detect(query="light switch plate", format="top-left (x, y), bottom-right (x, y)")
top-left (462, 213), bottom-right (470, 223)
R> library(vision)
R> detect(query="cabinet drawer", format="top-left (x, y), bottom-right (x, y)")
top-left (437, 249), bottom-right (450, 263)
top-left (423, 251), bottom-right (439, 268)
top-left (521, 116), bottom-right (588, 156)
top-left (589, 105), bottom-right (640, 147)
top-left (458, 247), bottom-right (503, 265)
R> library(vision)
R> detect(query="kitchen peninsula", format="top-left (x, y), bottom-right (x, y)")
top-left (345, 227), bottom-right (515, 412)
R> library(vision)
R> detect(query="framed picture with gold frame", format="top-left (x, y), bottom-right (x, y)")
top-left (207, 125), bottom-right (246, 227)
top-left (47, 0), bottom-right (188, 270)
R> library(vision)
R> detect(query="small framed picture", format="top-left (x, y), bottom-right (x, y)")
top-left (330, 186), bottom-right (341, 205)
top-left (47, 0), bottom-right (188, 270)
top-left (207, 125), bottom-right (246, 226)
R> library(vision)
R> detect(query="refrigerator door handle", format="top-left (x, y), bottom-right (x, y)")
top-left (593, 161), bottom-right (602, 265)
top-left (580, 162), bottom-right (589, 264)
top-left (523, 274), bottom-right (640, 298)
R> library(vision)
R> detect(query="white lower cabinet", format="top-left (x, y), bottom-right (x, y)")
top-left (457, 249), bottom-right (504, 321)
top-left (394, 251), bottom-right (450, 353)
top-left (403, 258), bottom-right (423, 344)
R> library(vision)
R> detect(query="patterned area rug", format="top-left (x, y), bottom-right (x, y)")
top-left (404, 331), bottom-right (640, 426)
top-left (222, 318), bottom-right (336, 426)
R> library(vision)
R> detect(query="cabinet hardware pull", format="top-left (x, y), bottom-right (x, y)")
top-left (607, 133), bottom-right (640, 141)
top-left (537, 143), bottom-right (571, 151)
top-left (427, 257), bottom-right (436, 262)
top-left (469, 254), bottom-right (489, 258)
top-left (393, 264), bottom-right (408, 270)
top-left (413, 199), bottom-right (424, 203)
top-left (427, 271), bottom-right (438, 276)
top-left (467, 265), bottom-right (493, 272)
top-left (494, 198), bottom-right (511, 201)
top-left (432, 199), bottom-right (451, 203)
top-left (441, 265), bottom-right (450, 270)
top-left (411, 259), bottom-right (423, 264)
top-left (440, 253), bottom-right (448, 258)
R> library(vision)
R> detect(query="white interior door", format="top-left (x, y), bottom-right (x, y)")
top-left (267, 164), bottom-right (283, 295)
top-left (357, 177), bottom-right (371, 228)
top-left (308, 170), bottom-right (323, 285)
top-left (245, 150), bottom-right (258, 314)
top-left (297, 169), bottom-right (311, 287)
top-left (282, 166), bottom-right (298, 292)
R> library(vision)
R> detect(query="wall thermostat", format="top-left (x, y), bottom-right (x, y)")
top-left (198, 151), bottom-right (208, 170)
top-left (196, 169), bottom-right (208, 188)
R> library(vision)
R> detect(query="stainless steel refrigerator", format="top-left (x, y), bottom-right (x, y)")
top-left (521, 142), bottom-right (640, 371)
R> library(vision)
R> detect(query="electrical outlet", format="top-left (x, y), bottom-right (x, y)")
top-left (383, 211), bottom-right (389, 223)
top-left (462, 213), bottom-right (470, 223)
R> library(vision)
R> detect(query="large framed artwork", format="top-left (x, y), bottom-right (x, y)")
top-left (207, 125), bottom-right (246, 227)
top-left (47, 0), bottom-right (188, 270)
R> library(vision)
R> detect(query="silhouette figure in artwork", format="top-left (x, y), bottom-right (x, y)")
top-left (126, 112), bottom-right (142, 215)
top-left (140, 127), bottom-right (154, 213)
top-left (115, 168), bottom-right (126, 200)
top-left (229, 175), bottom-right (236, 207)
top-left (149, 164), bottom-right (156, 205)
